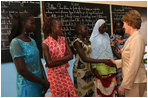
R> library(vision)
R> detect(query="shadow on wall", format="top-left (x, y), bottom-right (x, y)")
top-left (1, 57), bottom-right (75, 97)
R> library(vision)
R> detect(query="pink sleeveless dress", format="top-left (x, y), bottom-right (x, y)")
top-left (43, 35), bottom-right (77, 97)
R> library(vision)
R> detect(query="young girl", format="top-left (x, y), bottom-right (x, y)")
top-left (90, 19), bottom-right (117, 97)
top-left (9, 12), bottom-right (49, 97)
top-left (42, 17), bottom-right (77, 97)
top-left (72, 24), bottom-right (115, 97)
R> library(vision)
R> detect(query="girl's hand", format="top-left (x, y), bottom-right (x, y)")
top-left (108, 58), bottom-right (116, 64)
top-left (41, 80), bottom-right (50, 96)
top-left (104, 59), bottom-right (116, 67)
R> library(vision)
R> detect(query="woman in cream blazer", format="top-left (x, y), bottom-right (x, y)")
top-left (109, 10), bottom-right (147, 97)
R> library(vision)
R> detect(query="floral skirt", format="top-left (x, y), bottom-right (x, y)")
top-left (96, 74), bottom-right (117, 97)
top-left (73, 68), bottom-right (96, 97)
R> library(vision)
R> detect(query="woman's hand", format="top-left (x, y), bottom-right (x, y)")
top-left (118, 85), bottom-right (125, 95)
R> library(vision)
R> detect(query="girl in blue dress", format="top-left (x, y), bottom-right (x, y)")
top-left (9, 12), bottom-right (50, 97)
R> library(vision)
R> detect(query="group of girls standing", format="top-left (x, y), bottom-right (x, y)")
top-left (9, 9), bottom-right (146, 97)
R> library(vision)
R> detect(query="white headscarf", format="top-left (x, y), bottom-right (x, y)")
top-left (89, 19), bottom-right (105, 42)
top-left (90, 19), bottom-right (113, 60)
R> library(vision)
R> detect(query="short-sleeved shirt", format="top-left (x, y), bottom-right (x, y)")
top-left (9, 37), bottom-right (43, 97)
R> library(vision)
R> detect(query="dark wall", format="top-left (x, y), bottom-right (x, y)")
top-left (42, 1), bottom-right (111, 45)
top-left (1, 1), bottom-right (147, 63)
top-left (111, 5), bottom-right (147, 31)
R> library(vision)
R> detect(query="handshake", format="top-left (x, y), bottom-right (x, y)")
top-left (104, 58), bottom-right (116, 67)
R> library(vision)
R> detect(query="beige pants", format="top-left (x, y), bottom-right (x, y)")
top-left (125, 83), bottom-right (147, 97)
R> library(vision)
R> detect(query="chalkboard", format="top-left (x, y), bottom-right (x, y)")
top-left (42, 1), bottom-right (111, 45)
top-left (111, 5), bottom-right (147, 32)
top-left (1, 1), bottom-right (42, 63)
top-left (2, 1), bottom-right (147, 63)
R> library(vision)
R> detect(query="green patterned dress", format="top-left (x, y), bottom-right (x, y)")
top-left (72, 38), bottom-right (95, 97)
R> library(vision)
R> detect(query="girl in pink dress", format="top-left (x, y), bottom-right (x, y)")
top-left (42, 17), bottom-right (77, 97)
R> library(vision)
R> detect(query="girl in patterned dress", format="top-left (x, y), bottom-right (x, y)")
top-left (42, 17), bottom-right (77, 97)
top-left (72, 24), bottom-right (115, 97)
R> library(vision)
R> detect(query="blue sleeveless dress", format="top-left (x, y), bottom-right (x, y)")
top-left (10, 37), bottom-right (43, 97)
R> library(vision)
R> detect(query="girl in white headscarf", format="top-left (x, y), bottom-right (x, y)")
top-left (90, 19), bottom-right (117, 97)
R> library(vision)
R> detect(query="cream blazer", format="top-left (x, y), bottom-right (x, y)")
top-left (115, 31), bottom-right (147, 89)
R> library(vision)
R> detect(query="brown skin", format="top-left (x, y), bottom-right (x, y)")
top-left (99, 23), bottom-right (107, 34)
top-left (14, 16), bottom-right (49, 96)
top-left (42, 21), bottom-right (73, 68)
top-left (115, 22), bottom-right (124, 37)
top-left (74, 25), bottom-right (116, 77)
